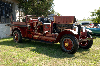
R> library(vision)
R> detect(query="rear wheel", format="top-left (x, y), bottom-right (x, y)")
top-left (60, 34), bottom-right (79, 54)
top-left (13, 30), bottom-right (22, 43)
top-left (79, 33), bottom-right (93, 49)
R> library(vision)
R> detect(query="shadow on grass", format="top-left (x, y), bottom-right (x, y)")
top-left (0, 37), bottom-right (90, 58)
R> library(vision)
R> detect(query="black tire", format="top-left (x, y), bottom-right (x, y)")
top-left (79, 33), bottom-right (93, 49)
top-left (60, 34), bottom-right (79, 54)
top-left (13, 30), bottom-right (22, 43)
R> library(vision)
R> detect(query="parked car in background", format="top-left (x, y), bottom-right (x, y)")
top-left (97, 24), bottom-right (100, 28)
top-left (79, 21), bottom-right (94, 28)
top-left (86, 24), bottom-right (100, 35)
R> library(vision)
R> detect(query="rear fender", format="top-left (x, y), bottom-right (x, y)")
top-left (55, 30), bottom-right (79, 43)
top-left (12, 27), bottom-right (25, 37)
top-left (12, 27), bottom-right (21, 35)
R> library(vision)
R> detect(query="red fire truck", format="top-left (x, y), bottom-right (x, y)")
top-left (8, 15), bottom-right (94, 54)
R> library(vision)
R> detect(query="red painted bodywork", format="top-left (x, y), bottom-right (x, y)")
top-left (11, 15), bottom-right (88, 43)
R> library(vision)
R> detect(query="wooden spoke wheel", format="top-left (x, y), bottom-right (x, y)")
top-left (60, 34), bottom-right (79, 54)
top-left (79, 33), bottom-right (93, 49)
top-left (13, 30), bottom-right (22, 43)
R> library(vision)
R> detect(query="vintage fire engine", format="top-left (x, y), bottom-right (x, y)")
top-left (8, 15), bottom-right (94, 54)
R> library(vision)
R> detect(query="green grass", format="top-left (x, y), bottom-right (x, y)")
top-left (0, 36), bottom-right (100, 66)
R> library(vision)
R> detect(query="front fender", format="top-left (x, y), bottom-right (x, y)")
top-left (54, 30), bottom-right (79, 43)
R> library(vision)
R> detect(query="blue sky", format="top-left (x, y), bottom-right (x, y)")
top-left (53, 0), bottom-right (100, 20)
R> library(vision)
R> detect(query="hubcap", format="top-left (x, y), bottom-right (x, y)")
top-left (63, 38), bottom-right (73, 50)
top-left (14, 33), bottom-right (18, 41)
top-left (65, 43), bottom-right (68, 47)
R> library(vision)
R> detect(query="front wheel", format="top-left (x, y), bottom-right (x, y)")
top-left (60, 34), bottom-right (79, 54)
top-left (79, 33), bottom-right (93, 49)
top-left (13, 30), bottom-right (22, 43)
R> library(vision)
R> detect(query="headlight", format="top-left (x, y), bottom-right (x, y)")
top-left (73, 26), bottom-right (78, 33)
top-left (81, 26), bottom-right (85, 32)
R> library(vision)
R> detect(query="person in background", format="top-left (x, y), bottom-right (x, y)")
top-left (38, 15), bottom-right (44, 33)
top-left (38, 15), bottom-right (44, 25)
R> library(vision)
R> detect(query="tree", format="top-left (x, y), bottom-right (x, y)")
top-left (91, 8), bottom-right (100, 23)
top-left (54, 12), bottom-right (61, 16)
top-left (17, 0), bottom-right (54, 16)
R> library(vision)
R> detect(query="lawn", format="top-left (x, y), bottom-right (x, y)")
top-left (0, 36), bottom-right (100, 66)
